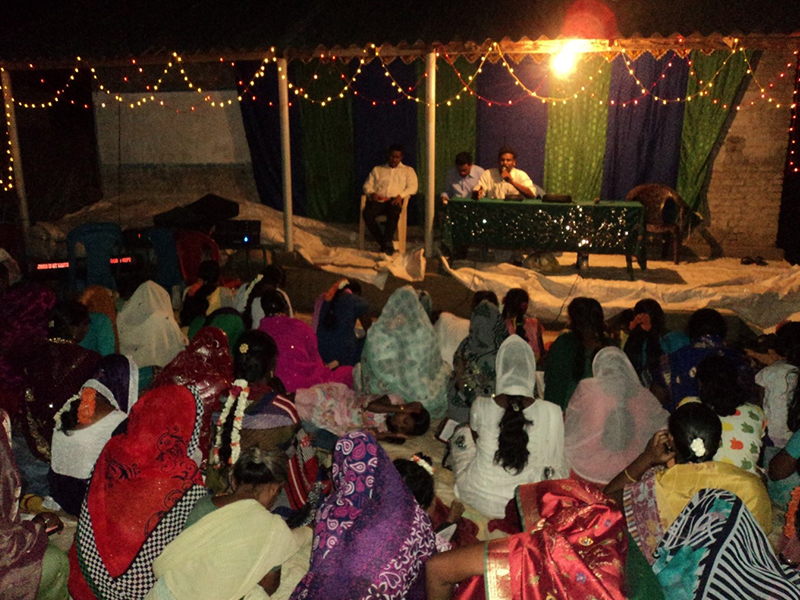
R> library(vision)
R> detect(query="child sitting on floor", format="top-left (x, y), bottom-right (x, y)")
top-left (293, 382), bottom-right (430, 450)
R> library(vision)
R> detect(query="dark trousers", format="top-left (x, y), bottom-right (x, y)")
top-left (362, 200), bottom-right (402, 249)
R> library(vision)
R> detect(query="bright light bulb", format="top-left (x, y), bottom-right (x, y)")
top-left (551, 40), bottom-right (591, 79)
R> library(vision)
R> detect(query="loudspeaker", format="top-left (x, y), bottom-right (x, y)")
top-left (213, 220), bottom-right (261, 247)
top-left (153, 194), bottom-right (240, 230)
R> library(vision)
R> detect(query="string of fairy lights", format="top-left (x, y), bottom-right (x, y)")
top-left (1, 42), bottom-right (799, 193)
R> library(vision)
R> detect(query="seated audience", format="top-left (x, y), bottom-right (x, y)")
top-left (294, 383), bottom-right (430, 447)
top-left (450, 335), bottom-right (566, 518)
top-left (147, 449), bottom-right (298, 600)
top-left (180, 259), bottom-right (233, 325)
top-left (656, 307), bottom-right (754, 412)
top-left (68, 384), bottom-right (208, 600)
top-left (289, 431), bottom-right (436, 600)
top-left (604, 402), bottom-right (772, 567)
top-left (622, 298), bottom-right (688, 387)
top-left (118, 280), bottom-right (187, 372)
top-left (238, 264), bottom-right (294, 327)
top-left (564, 347), bottom-right (668, 486)
top-left (257, 290), bottom-right (353, 393)
top-left (359, 286), bottom-right (450, 418)
top-left (186, 307), bottom-right (245, 355)
top-left (209, 330), bottom-right (325, 525)
top-left (316, 279), bottom-right (370, 367)
top-left (682, 354), bottom-right (765, 474)
top-left (425, 478), bottom-right (628, 600)
top-left (446, 300), bottom-right (508, 423)
top-left (0, 408), bottom-right (70, 600)
top-left (544, 296), bottom-right (609, 411)
top-left (757, 321), bottom-right (800, 447)
top-left (433, 291), bottom-right (496, 369)
top-left (79, 285), bottom-right (119, 356)
top-left (49, 355), bottom-right (139, 515)
top-left (501, 288), bottom-right (545, 360)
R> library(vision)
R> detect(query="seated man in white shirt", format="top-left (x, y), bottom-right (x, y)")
top-left (472, 146), bottom-right (539, 200)
top-left (362, 144), bottom-right (418, 255)
top-left (440, 152), bottom-right (484, 204)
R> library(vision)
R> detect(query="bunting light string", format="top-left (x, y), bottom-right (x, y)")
top-left (1, 68), bottom-right (15, 192)
top-left (287, 57), bottom-right (365, 107)
top-left (436, 49), bottom-right (495, 107)
top-left (740, 50), bottom-right (797, 110)
top-left (442, 46), bottom-right (536, 107)
top-left (786, 51), bottom-right (800, 172)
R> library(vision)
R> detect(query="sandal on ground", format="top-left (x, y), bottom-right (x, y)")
top-left (741, 256), bottom-right (755, 265)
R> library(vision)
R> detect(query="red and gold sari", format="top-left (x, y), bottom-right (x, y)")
top-left (456, 479), bottom-right (627, 600)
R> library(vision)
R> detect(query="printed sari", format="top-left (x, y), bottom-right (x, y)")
top-left (290, 431), bottom-right (436, 600)
top-left (454, 479), bottom-right (627, 600)
top-left (654, 489), bottom-right (800, 600)
top-left (68, 384), bottom-right (207, 600)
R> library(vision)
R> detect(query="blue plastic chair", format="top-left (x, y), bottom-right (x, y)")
top-left (146, 227), bottom-right (185, 292)
top-left (66, 222), bottom-right (122, 291)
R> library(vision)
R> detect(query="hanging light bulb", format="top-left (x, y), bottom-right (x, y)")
top-left (551, 40), bottom-right (592, 79)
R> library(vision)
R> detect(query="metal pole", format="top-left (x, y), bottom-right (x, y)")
top-left (277, 58), bottom-right (294, 252)
top-left (425, 52), bottom-right (436, 257)
top-left (1, 68), bottom-right (30, 254)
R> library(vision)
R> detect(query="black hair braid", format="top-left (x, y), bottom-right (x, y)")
top-left (393, 455), bottom-right (435, 509)
top-left (242, 279), bottom-right (272, 330)
top-left (494, 396), bottom-right (533, 474)
top-left (58, 396), bottom-right (82, 433)
top-left (217, 397), bottom-right (240, 467)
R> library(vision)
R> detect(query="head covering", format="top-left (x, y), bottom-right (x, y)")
top-left (448, 300), bottom-right (509, 412)
top-left (83, 354), bottom-right (139, 414)
top-left (80, 285), bottom-right (119, 353)
top-left (0, 409), bottom-right (49, 600)
top-left (653, 489), bottom-right (800, 600)
top-left (495, 334), bottom-right (537, 397)
top-left (359, 286), bottom-right (449, 418)
top-left (118, 281), bottom-right (187, 368)
top-left (149, 500), bottom-right (299, 600)
top-left (150, 327), bottom-right (233, 462)
top-left (0, 283), bottom-right (56, 417)
top-left (290, 431), bottom-right (436, 600)
top-left (69, 384), bottom-right (207, 600)
top-left (564, 347), bottom-right (667, 484)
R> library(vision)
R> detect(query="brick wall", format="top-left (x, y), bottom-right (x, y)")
top-left (687, 50), bottom-right (795, 259)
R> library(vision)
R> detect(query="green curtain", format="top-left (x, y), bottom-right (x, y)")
top-left (677, 50), bottom-right (752, 213)
top-left (416, 57), bottom-right (478, 209)
top-left (297, 61), bottom-right (357, 223)
top-left (544, 55), bottom-right (611, 201)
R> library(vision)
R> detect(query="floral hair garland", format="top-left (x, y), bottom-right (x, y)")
top-left (53, 387), bottom-right (97, 431)
top-left (689, 437), bottom-right (706, 458)
top-left (412, 454), bottom-right (434, 476)
top-left (211, 379), bottom-right (251, 468)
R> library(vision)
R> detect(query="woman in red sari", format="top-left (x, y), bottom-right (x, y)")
top-left (426, 479), bottom-right (627, 600)
top-left (68, 384), bottom-right (207, 600)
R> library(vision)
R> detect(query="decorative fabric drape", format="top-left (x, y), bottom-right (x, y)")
top-left (601, 52), bottom-right (689, 200)
top-left (476, 57), bottom-right (549, 187)
top-left (676, 49), bottom-right (753, 212)
top-left (544, 55), bottom-right (611, 201)
top-left (298, 60), bottom-right (358, 223)
top-left (416, 57), bottom-right (478, 201)
top-left (777, 53), bottom-right (800, 265)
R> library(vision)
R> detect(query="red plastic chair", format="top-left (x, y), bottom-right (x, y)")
top-left (175, 230), bottom-right (221, 285)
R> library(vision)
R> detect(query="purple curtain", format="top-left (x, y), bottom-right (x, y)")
top-left (476, 58), bottom-right (549, 187)
top-left (601, 52), bottom-right (689, 200)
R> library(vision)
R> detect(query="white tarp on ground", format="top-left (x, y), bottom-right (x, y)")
top-left (443, 253), bottom-right (800, 331)
top-left (35, 194), bottom-right (425, 289)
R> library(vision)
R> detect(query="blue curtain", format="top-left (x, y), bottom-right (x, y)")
top-left (236, 62), bottom-right (306, 214)
top-left (476, 57), bottom-right (549, 187)
top-left (601, 52), bottom-right (689, 200)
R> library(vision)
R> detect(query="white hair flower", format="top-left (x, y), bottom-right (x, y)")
top-left (690, 437), bottom-right (706, 458)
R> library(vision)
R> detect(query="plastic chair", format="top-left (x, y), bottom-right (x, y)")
top-left (358, 195), bottom-right (409, 254)
top-left (146, 228), bottom-right (185, 291)
top-left (175, 230), bottom-right (221, 285)
top-left (66, 222), bottom-right (122, 290)
top-left (625, 184), bottom-right (688, 264)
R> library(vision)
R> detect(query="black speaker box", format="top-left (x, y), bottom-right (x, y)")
top-left (213, 220), bottom-right (262, 247)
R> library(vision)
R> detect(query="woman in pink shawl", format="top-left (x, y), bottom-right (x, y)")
top-left (257, 290), bottom-right (353, 393)
top-left (564, 346), bottom-right (668, 486)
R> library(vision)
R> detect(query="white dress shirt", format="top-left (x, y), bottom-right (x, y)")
top-left (474, 167), bottom-right (535, 199)
top-left (363, 162), bottom-right (418, 200)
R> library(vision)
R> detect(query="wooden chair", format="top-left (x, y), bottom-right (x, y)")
top-left (358, 194), bottom-right (409, 254)
top-left (625, 184), bottom-right (688, 264)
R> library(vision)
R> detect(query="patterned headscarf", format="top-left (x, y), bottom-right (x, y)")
top-left (291, 431), bottom-right (436, 600)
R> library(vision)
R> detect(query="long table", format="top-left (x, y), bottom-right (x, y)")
top-left (443, 197), bottom-right (645, 275)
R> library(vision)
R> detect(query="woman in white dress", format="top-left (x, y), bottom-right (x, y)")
top-left (450, 335), bottom-right (566, 519)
